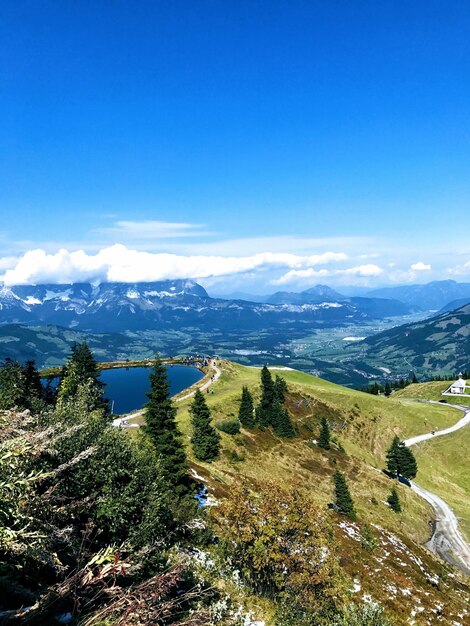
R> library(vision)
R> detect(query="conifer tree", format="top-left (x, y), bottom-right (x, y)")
top-left (318, 416), bottom-right (331, 450)
top-left (0, 359), bottom-right (51, 412)
top-left (333, 470), bottom-right (356, 520)
top-left (274, 375), bottom-right (288, 403)
top-left (271, 404), bottom-right (295, 438)
top-left (386, 436), bottom-right (417, 480)
top-left (0, 359), bottom-right (27, 410)
top-left (238, 386), bottom-right (255, 428)
top-left (143, 357), bottom-right (189, 495)
top-left (255, 366), bottom-right (295, 438)
top-left (386, 436), bottom-right (400, 476)
top-left (23, 360), bottom-right (43, 400)
top-left (190, 389), bottom-right (220, 461)
top-left (256, 365), bottom-right (276, 428)
top-left (384, 382), bottom-right (392, 397)
top-left (398, 445), bottom-right (418, 480)
top-left (58, 342), bottom-right (109, 413)
top-left (387, 487), bottom-right (402, 513)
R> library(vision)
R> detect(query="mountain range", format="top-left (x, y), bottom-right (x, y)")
top-left (0, 279), bottom-right (415, 333)
top-left (214, 280), bottom-right (470, 312)
top-left (1, 279), bottom-right (469, 384)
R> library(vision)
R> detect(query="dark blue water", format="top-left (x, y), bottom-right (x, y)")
top-left (100, 365), bottom-right (203, 415)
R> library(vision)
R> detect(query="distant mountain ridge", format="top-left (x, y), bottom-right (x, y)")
top-left (266, 284), bottom-right (345, 304)
top-left (368, 280), bottom-right (470, 311)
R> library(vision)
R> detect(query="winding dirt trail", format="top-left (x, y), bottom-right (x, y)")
top-left (404, 404), bottom-right (470, 574)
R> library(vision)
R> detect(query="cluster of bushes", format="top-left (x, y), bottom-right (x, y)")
top-left (0, 346), bottom-right (214, 624)
top-left (215, 417), bottom-right (240, 434)
top-left (213, 480), bottom-right (392, 625)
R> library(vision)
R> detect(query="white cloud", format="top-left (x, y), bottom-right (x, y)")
top-left (0, 256), bottom-right (19, 271)
top-left (410, 261), bottom-right (431, 271)
top-left (0, 245), bottom-right (348, 286)
top-left (272, 264), bottom-right (383, 285)
top-left (448, 260), bottom-right (470, 276)
top-left (95, 220), bottom-right (211, 239)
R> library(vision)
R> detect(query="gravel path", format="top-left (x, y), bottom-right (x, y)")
top-left (405, 404), bottom-right (470, 574)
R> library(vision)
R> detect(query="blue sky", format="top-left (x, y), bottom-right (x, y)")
top-left (1, 1), bottom-right (469, 292)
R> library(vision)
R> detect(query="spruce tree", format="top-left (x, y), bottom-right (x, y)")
top-left (398, 445), bottom-right (418, 480)
top-left (190, 389), bottom-right (220, 462)
top-left (271, 404), bottom-right (295, 437)
top-left (386, 436), bottom-right (417, 480)
top-left (238, 386), bottom-right (255, 428)
top-left (333, 470), bottom-right (356, 520)
top-left (0, 359), bottom-right (27, 410)
top-left (318, 416), bottom-right (331, 450)
top-left (386, 436), bottom-right (400, 476)
top-left (387, 487), bottom-right (401, 513)
top-left (143, 357), bottom-right (189, 495)
top-left (274, 375), bottom-right (288, 403)
top-left (256, 365), bottom-right (276, 428)
top-left (384, 382), bottom-right (392, 397)
top-left (58, 342), bottom-right (109, 413)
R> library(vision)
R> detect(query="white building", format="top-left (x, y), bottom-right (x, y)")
top-left (448, 376), bottom-right (467, 395)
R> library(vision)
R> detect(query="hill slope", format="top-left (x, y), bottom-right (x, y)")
top-left (128, 361), bottom-right (470, 623)
top-left (283, 304), bottom-right (470, 386)
top-left (339, 303), bottom-right (470, 380)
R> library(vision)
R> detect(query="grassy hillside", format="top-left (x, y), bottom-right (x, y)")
top-left (130, 363), bottom-right (467, 540)
top-left (414, 428), bottom-right (470, 541)
top-left (340, 303), bottom-right (470, 380)
top-left (394, 380), bottom-right (470, 407)
top-left (125, 361), bottom-right (470, 623)
top-left (393, 380), bottom-right (470, 541)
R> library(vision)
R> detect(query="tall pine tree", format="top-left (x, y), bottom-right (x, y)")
top-left (58, 342), bottom-right (109, 413)
top-left (399, 445), bottom-right (418, 480)
top-left (190, 389), bottom-right (220, 462)
top-left (0, 359), bottom-right (50, 412)
top-left (318, 416), bottom-right (331, 450)
top-left (274, 375), bottom-right (288, 403)
top-left (386, 436), bottom-right (417, 480)
top-left (255, 367), bottom-right (294, 436)
top-left (386, 435), bottom-right (400, 475)
top-left (143, 357), bottom-right (190, 496)
top-left (255, 365), bottom-right (276, 428)
top-left (333, 470), bottom-right (356, 520)
top-left (238, 386), bottom-right (255, 428)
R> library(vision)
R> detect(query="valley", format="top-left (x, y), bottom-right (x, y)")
top-left (3, 279), bottom-right (469, 388)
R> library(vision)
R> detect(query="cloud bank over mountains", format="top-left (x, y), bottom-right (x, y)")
top-left (0, 218), bottom-right (465, 289)
top-left (0, 242), bottom-right (463, 289)
top-left (1, 244), bottom-right (350, 286)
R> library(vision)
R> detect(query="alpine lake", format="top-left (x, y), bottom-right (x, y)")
top-left (102, 365), bottom-right (204, 414)
top-left (51, 365), bottom-right (204, 415)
